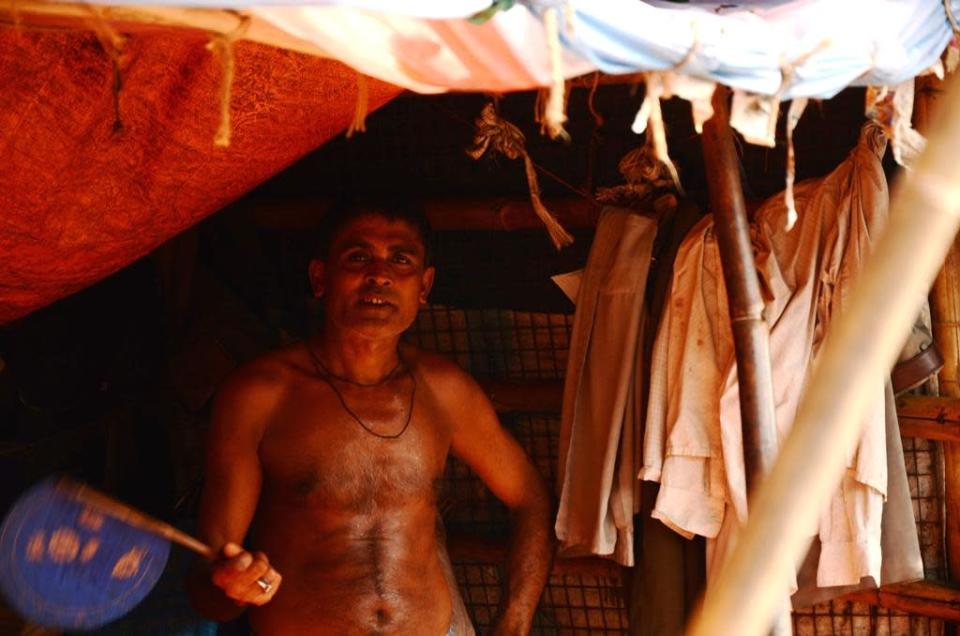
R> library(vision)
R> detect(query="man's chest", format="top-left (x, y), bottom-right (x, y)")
top-left (258, 386), bottom-right (450, 511)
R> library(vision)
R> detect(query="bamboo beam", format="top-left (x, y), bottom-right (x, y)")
top-left (897, 395), bottom-right (960, 442)
top-left (478, 379), bottom-right (960, 441)
top-left (687, 73), bottom-right (960, 636)
top-left (700, 86), bottom-right (779, 494)
top-left (446, 534), bottom-right (622, 579)
top-left (917, 73), bottom-right (960, 584)
top-left (246, 197), bottom-right (601, 232)
top-left (476, 379), bottom-right (563, 413)
top-left (840, 580), bottom-right (960, 622)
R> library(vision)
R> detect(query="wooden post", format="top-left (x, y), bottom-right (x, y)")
top-left (699, 86), bottom-right (788, 634)
top-left (916, 74), bottom-right (960, 583)
top-left (700, 87), bottom-right (779, 497)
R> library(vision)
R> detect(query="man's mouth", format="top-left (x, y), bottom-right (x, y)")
top-left (359, 294), bottom-right (393, 307)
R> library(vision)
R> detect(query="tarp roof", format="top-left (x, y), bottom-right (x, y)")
top-left (2, 0), bottom-right (957, 323)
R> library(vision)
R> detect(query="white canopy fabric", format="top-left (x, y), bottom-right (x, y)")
top-left (251, 4), bottom-right (595, 93)
top-left (58, 0), bottom-right (960, 99)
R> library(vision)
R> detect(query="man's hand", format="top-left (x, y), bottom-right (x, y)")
top-left (210, 542), bottom-right (282, 606)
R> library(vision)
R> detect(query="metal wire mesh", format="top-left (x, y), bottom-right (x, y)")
top-left (405, 305), bottom-right (573, 380)
top-left (408, 304), bottom-right (947, 636)
top-left (902, 437), bottom-right (946, 580)
top-left (454, 561), bottom-right (628, 635)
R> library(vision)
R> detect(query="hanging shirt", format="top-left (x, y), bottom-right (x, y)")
top-left (642, 123), bottom-right (890, 588)
top-left (556, 206), bottom-right (658, 566)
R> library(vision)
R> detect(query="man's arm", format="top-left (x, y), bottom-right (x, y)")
top-left (443, 364), bottom-right (555, 636)
top-left (187, 366), bottom-right (283, 621)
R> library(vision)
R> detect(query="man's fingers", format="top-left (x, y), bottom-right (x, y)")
top-left (221, 542), bottom-right (243, 558)
top-left (248, 570), bottom-right (282, 606)
top-left (211, 548), bottom-right (281, 605)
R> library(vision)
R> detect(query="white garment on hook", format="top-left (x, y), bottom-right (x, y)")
top-left (642, 124), bottom-right (889, 588)
top-left (556, 207), bottom-right (658, 567)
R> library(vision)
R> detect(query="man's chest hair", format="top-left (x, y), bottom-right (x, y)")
top-left (261, 410), bottom-right (447, 512)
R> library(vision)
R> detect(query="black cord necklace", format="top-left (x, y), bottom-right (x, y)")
top-left (307, 344), bottom-right (416, 440)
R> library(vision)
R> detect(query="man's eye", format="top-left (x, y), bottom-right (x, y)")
top-left (392, 255), bottom-right (412, 265)
top-left (347, 253), bottom-right (370, 263)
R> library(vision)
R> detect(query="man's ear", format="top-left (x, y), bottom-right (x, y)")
top-left (419, 266), bottom-right (436, 305)
top-left (308, 259), bottom-right (326, 298)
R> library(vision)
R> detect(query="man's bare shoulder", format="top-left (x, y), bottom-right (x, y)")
top-left (401, 344), bottom-right (484, 404)
top-left (212, 343), bottom-right (310, 428)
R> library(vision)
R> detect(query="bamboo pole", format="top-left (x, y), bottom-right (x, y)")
top-left (916, 74), bottom-right (960, 582)
top-left (700, 86), bottom-right (779, 494)
top-left (687, 74), bottom-right (960, 636)
top-left (246, 197), bottom-right (602, 232)
top-left (699, 86), bottom-right (790, 636)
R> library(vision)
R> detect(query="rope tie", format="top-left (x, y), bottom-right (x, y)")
top-left (784, 97), bottom-right (808, 231)
top-left (632, 74), bottom-right (683, 193)
top-left (773, 42), bottom-right (826, 229)
top-left (206, 13), bottom-right (250, 148)
top-left (10, 0), bottom-right (21, 29)
top-left (86, 6), bottom-right (125, 132)
top-left (467, 103), bottom-right (574, 249)
top-left (346, 72), bottom-right (369, 138)
top-left (945, 0), bottom-right (960, 34)
top-left (542, 7), bottom-right (569, 141)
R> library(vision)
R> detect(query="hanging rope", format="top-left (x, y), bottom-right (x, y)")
top-left (85, 6), bottom-right (125, 132)
top-left (467, 103), bottom-right (574, 249)
top-left (206, 13), bottom-right (250, 148)
top-left (945, 0), bottom-right (960, 34)
top-left (632, 75), bottom-right (683, 193)
top-left (542, 7), bottom-right (569, 141)
top-left (346, 72), bottom-right (369, 138)
top-left (596, 143), bottom-right (678, 210)
top-left (784, 97), bottom-right (808, 230)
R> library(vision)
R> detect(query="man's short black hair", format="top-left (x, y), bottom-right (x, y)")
top-left (315, 196), bottom-right (433, 267)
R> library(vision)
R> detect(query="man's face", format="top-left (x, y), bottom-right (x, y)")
top-left (309, 213), bottom-right (435, 340)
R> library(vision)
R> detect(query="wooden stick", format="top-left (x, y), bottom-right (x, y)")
top-left (55, 478), bottom-right (215, 560)
top-left (687, 73), bottom-right (960, 636)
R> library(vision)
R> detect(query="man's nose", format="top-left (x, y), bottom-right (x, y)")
top-left (365, 260), bottom-right (392, 286)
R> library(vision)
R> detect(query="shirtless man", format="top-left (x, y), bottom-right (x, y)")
top-left (187, 201), bottom-right (554, 635)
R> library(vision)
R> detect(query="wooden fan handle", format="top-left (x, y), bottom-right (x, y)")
top-left (55, 477), bottom-right (215, 560)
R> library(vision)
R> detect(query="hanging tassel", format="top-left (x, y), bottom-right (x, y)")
top-left (86, 7), bottom-right (126, 132)
top-left (542, 7), bottom-right (569, 141)
top-left (206, 14), bottom-right (250, 148)
top-left (346, 72), bottom-right (369, 138)
top-left (946, 36), bottom-right (959, 75)
top-left (784, 97), bottom-right (808, 231)
top-left (10, 0), bottom-right (22, 30)
top-left (631, 74), bottom-right (683, 193)
top-left (467, 103), bottom-right (574, 249)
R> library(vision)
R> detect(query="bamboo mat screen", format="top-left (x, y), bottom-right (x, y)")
top-left (406, 305), bottom-right (947, 636)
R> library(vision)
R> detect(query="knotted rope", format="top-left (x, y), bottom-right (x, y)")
top-left (206, 13), bottom-right (250, 148)
top-left (467, 103), bottom-right (573, 249)
top-left (346, 72), bottom-right (369, 138)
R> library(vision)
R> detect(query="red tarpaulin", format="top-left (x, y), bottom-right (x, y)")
top-left (0, 27), bottom-right (400, 323)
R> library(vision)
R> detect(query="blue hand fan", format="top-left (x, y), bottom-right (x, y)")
top-left (0, 477), bottom-right (214, 631)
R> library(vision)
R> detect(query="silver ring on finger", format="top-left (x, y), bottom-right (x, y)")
top-left (255, 577), bottom-right (273, 594)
